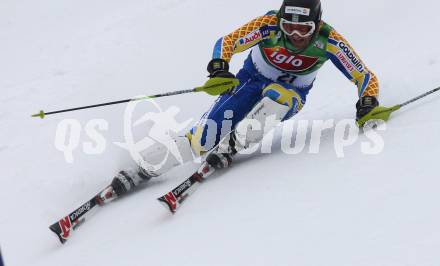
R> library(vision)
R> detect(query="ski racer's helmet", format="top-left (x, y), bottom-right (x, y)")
top-left (278, 0), bottom-right (322, 38)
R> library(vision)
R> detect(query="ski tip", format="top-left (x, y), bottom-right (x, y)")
top-left (49, 223), bottom-right (68, 244)
top-left (157, 197), bottom-right (176, 214)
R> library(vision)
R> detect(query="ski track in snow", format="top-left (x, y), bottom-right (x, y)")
top-left (1, 0), bottom-right (440, 265)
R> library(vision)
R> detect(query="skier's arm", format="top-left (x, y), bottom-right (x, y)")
top-left (212, 13), bottom-right (278, 62)
top-left (326, 29), bottom-right (379, 98)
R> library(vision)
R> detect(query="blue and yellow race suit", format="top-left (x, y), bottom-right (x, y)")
top-left (188, 11), bottom-right (379, 154)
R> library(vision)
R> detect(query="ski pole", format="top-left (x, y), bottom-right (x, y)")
top-left (31, 77), bottom-right (238, 119)
top-left (399, 86), bottom-right (440, 108)
top-left (371, 86), bottom-right (440, 117)
top-left (31, 88), bottom-right (198, 119)
top-left (356, 85), bottom-right (440, 126)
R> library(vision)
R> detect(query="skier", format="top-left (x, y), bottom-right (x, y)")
top-left (108, 0), bottom-right (388, 200)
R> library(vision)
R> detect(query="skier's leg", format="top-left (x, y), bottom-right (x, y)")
top-left (109, 68), bottom-right (261, 197)
top-left (110, 79), bottom-right (262, 196)
top-left (207, 82), bottom-right (306, 168)
top-left (187, 68), bottom-right (264, 156)
top-left (137, 135), bottom-right (196, 176)
top-left (111, 135), bottom-right (197, 196)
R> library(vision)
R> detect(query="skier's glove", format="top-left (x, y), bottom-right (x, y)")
top-left (195, 59), bottom-right (239, 96)
top-left (207, 58), bottom-right (236, 78)
top-left (356, 96), bottom-right (393, 127)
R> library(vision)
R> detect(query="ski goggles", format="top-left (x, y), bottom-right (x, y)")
top-left (280, 19), bottom-right (316, 38)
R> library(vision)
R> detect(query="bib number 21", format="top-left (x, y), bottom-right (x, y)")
top-left (277, 73), bottom-right (297, 84)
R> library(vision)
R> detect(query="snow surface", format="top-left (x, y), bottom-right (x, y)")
top-left (1, 0), bottom-right (440, 265)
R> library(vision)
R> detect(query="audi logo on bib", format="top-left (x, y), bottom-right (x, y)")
top-left (263, 47), bottom-right (319, 72)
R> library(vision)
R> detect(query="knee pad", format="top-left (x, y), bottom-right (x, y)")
top-left (186, 126), bottom-right (215, 156)
top-left (262, 83), bottom-right (304, 118)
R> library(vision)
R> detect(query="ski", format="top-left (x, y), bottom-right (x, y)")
top-left (157, 131), bottom-right (237, 213)
top-left (158, 161), bottom-right (216, 213)
top-left (49, 185), bottom-right (116, 244)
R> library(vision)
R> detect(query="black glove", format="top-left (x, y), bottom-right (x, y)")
top-left (356, 96), bottom-right (379, 120)
top-left (207, 58), bottom-right (236, 79)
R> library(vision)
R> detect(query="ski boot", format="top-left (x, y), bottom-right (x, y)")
top-left (205, 132), bottom-right (240, 169)
top-left (110, 167), bottom-right (155, 197)
top-left (94, 168), bottom-right (154, 205)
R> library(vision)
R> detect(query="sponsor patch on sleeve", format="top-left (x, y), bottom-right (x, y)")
top-left (234, 29), bottom-right (264, 53)
top-left (337, 41), bottom-right (365, 73)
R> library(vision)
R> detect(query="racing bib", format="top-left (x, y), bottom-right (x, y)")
top-left (262, 47), bottom-right (319, 73)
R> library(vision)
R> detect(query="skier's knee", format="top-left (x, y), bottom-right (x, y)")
top-left (187, 124), bottom-right (220, 156)
top-left (262, 83), bottom-right (304, 119)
